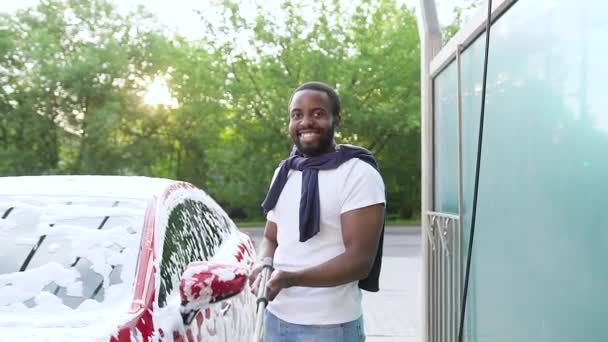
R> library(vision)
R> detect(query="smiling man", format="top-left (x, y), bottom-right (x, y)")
top-left (254, 81), bottom-right (386, 342)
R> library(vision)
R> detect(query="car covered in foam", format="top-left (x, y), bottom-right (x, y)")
top-left (0, 176), bottom-right (256, 341)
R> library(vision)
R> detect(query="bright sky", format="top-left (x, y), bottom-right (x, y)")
top-left (1, 0), bottom-right (471, 41)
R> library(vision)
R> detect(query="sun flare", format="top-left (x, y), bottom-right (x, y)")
top-left (143, 77), bottom-right (178, 108)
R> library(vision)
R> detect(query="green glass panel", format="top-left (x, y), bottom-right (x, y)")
top-left (433, 62), bottom-right (458, 214)
top-left (456, 1), bottom-right (608, 341)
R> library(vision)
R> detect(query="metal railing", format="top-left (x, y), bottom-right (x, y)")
top-left (425, 211), bottom-right (462, 342)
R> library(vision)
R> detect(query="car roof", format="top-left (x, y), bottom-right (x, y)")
top-left (0, 175), bottom-right (177, 200)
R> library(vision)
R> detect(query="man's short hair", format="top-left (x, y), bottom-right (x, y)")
top-left (290, 81), bottom-right (341, 118)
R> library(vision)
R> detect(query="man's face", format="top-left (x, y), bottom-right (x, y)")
top-left (288, 89), bottom-right (340, 157)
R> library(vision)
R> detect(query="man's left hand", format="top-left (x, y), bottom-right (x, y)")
top-left (266, 270), bottom-right (293, 301)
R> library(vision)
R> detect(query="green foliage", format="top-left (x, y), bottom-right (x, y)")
top-left (0, 0), bottom-right (173, 175)
top-left (442, 0), bottom-right (482, 44)
top-left (190, 0), bottom-right (422, 218)
top-left (0, 0), bottom-right (424, 220)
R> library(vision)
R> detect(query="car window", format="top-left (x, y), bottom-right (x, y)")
top-left (158, 198), bottom-right (232, 307)
top-left (0, 197), bottom-right (147, 311)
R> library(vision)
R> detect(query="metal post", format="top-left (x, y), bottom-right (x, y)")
top-left (448, 219), bottom-right (453, 342)
top-left (430, 240), bottom-right (436, 342)
top-left (428, 212), bottom-right (459, 342)
top-left (439, 244), bottom-right (444, 342)
top-left (456, 43), bottom-right (465, 342)
top-left (417, 1), bottom-right (442, 341)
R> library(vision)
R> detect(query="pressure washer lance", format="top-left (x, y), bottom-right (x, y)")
top-left (253, 257), bottom-right (273, 342)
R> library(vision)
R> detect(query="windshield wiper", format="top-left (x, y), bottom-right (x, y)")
top-left (19, 202), bottom-right (72, 272)
top-left (2, 207), bottom-right (14, 219)
top-left (64, 201), bottom-right (120, 269)
top-left (53, 201), bottom-right (120, 295)
top-left (89, 244), bottom-right (125, 299)
top-left (19, 225), bottom-right (51, 272)
top-left (90, 265), bottom-right (116, 299)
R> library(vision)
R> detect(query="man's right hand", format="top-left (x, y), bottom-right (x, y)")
top-left (249, 263), bottom-right (264, 295)
top-left (249, 220), bottom-right (278, 296)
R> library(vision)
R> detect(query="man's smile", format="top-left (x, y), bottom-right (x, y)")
top-left (298, 130), bottom-right (320, 144)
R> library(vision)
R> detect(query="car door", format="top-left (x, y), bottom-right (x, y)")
top-left (153, 187), bottom-right (254, 341)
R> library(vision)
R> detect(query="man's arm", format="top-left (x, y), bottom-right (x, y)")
top-left (259, 220), bottom-right (278, 259)
top-left (266, 203), bottom-right (384, 297)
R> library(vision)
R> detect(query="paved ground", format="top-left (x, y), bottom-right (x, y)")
top-left (363, 256), bottom-right (421, 342)
top-left (240, 226), bottom-right (422, 342)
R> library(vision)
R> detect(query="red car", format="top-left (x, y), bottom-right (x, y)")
top-left (0, 176), bottom-right (257, 341)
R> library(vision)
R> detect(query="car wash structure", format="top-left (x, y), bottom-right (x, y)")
top-left (417, 1), bottom-right (608, 341)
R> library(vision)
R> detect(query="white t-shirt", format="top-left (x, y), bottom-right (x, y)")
top-left (266, 158), bottom-right (386, 325)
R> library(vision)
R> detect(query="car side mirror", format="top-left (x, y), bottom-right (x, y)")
top-left (179, 261), bottom-right (248, 325)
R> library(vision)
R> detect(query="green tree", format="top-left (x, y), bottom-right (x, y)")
top-left (0, 0), bottom-right (174, 175)
top-left (1, 0), bottom-right (425, 221)
top-left (442, 0), bottom-right (482, 44)
top-left (190, 0), bottom-right (421, 219)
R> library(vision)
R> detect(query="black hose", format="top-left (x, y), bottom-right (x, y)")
top-left (457, 0), bottom-right (493, 341)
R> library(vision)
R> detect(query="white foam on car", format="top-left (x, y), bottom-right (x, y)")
top-left (0, 175), bottom-right (172, 200)
top-left (0, 176), bottom-right (257, 341)
top-left (151, 186), bottom-right (256, 342)
top-left (0, 180), bottom-right (150, 342)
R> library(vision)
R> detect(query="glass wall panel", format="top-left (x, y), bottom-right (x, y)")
top-left (457, 1), bottom-right (608, 341)
top-left (433, 62), bottom-right (458, 214)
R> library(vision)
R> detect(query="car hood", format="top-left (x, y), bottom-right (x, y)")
top-left (0, 307), bottom-right (134, 342)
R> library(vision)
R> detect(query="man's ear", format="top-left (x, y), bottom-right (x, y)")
top-left (334, 114), bottom-right (342, 127)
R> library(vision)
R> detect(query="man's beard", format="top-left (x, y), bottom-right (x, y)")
top-left (292, 126), bottom-right (336, 157)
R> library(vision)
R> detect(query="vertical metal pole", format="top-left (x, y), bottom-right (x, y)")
top-left (417, 1), bottom-right (442, 341)
top-left (442, 233), bottom-right (446, 342)
top-left (429, 237), bottom-right (435, 342)
top-left (442, 240), bottom-right (446, 342)
top-left (448, 222), bottom-right (453, 342)
top-left (451, 220), bottom-right (457, 342)
top-left (447, 223), bottom-right (452, 342)
top-left (428, 232), bottom-right (432, 342)
top-left (437, 241), bottom-right (441, 342)
top-left (456, 220), bottom-right (461, 342)
top-left (439, 245), bottom-right (444, 342)
top-left (436, 243), bottom-right (440, 342)
top-left (430, 237), bottom-right (438, 342)
top-left (456, 43), bottom-right (465, 342)
top-left (253, 257), bottom-right (273, 342)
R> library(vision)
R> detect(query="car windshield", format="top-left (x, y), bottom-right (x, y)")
top-left (0, 196), bottom-right (147, 312)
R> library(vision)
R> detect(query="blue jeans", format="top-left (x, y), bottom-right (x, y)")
top-left (264, 310), bottom-right (366, 342)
